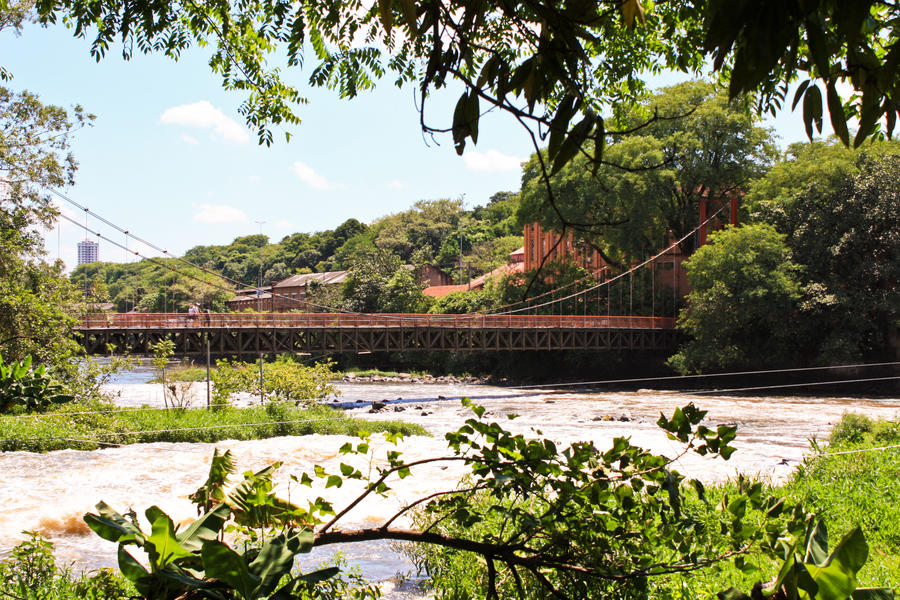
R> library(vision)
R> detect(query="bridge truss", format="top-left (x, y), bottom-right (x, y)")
top-left (76, 313), bottom-right (678, 357)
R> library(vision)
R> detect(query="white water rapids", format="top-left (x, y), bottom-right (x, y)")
top-left (2, 371), bottom-right (899, 597)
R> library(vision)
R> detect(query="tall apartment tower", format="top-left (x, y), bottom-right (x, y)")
top-left (77, 240), bottom-right (99, 265)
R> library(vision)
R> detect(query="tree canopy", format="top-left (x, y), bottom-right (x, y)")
top-left (518, 81), bottom-right (776, 263)
top-left (672, 145), bottom-right (900, 372)
top-left (29, 0), bottom-right (900, 170)
top-left (0, 85), bottom-right (92, 373)
top-left (669, 224), bottom-right (801, 373)
top-left (754, 149), bottom-right (900, 364)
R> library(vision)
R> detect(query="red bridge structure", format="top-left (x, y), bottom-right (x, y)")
top-left (75, 312), bottom-right (678, 358)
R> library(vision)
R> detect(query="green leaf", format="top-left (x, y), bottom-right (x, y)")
top-left (851, 588), bottom-right (895, 600)
top-left (803, 84), bottom-right (823, 139)
top-left (202, 540), bottom-right (261, 600)
top-left (804, 520), bottom-right (830, 566)
top-left (452, 91), bottom-right (470, 156)
top-left (83, 502), bottom-right (143, 543)
top-left (146, 506), bottom-right (194, 566)
top-left (828, 527), bottom-right (868, 575)
top-left (378, 0), bottom-right (393, 35)
top-left (792, 80), bottom-right (811, 111)
top-left (466, 90), bottom-right (480, 145)
top-left (116, 546), bottom-right (149, 584)
top-left (551, 112), bottom-right (594, 175)
top-left (249, 531), bottom-right (312, 596)
top-left (326, 475), bottom-right (343, 488)
top-left (826, 81), bottom-right (849, 145)
top-left (547, 94), bottom-right (578, 160)
top-left (395, 0), bottom-right (417, 32)
top-left (299, 566), bottom-right (340, 584)
top-left (177, 502), bottom-right (231, 552)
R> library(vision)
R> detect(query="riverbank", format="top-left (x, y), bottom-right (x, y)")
top-left (3, 379), bottom-right (899, 598)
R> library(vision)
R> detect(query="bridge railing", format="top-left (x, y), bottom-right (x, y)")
top-left (78, 313), bottom-right (676, 330)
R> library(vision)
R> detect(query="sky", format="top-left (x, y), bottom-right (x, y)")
top-left (1, 20), bottom-right (831, 273)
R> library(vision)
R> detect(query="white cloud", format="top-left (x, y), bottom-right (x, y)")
top-left (249, 175), bottom-right (262, 182)
top-left (160, 101), bottom-right (250, 144)
top-left (291, 161), bottom-right (344, 191)
top-left (192, 203), bottom-right (249, 224)
top-left (463, 149), bottom-right (524, 172)
top-left (180, 134), bottom-right (199, 145)
top-left (274, 220), bottom-right (294, 230)
top-left (388, 180), bottom-right (405, 189)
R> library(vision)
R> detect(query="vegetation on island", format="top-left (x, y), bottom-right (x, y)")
top-left (0, 351), bottom-right (425, 452)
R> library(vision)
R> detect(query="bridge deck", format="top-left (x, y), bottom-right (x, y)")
top-left (76, 313), bottom-right (677, 356)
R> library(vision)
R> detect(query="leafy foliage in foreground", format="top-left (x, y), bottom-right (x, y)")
top-left (0, 531), bottom-right (133, 600)
top-left (86, 401), bottom-right (891, 599)
top-left (782, 414), bottom-right (900, 588)
top-left (411, 409), bottom-right (898, 600)
top-left (85, 450), bottom-right (381, 600)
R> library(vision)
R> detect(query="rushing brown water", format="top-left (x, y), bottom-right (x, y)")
top-left (2, 379), bottom-right (898, 597)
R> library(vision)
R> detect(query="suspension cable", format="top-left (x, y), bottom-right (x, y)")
top-left (53, 189), bottom-right (353, 313)
top-left (515, 361), bottom-right (900, 389)
top-left (491, 204), bottom-right (728, 316)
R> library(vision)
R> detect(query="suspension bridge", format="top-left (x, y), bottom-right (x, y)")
top-left (56, 188), bottom-right (727, 358)
top-left (75, 313), bottom-right (678, 357)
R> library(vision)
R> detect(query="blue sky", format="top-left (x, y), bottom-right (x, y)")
top-left (2, 21), bottom-right (826, 271)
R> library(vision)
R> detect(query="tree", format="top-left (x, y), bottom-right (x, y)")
top-left (0, 84), bottom-right (93, 374)
top-left (669, 224), bottom-right (801, 373)
top-left (750, 151), bottom-right (900, 364)
top-left (374, 199), bottom-right (463, 263)
top-left (518, 82), bottom-right (777, 264)
top-left (341, 248), bottom-right (427, 313)
top-left (33, 0), bottom-right (900, 173)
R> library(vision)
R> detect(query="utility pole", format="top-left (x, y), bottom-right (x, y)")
top-left (255, 220), bottom-right (266, 313)
top-left (457, 193), bottom-right (465, 284)
top-left (255, 219), bottom-right (265, 406)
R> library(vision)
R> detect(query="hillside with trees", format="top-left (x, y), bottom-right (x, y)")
top-left (71, 194), bottom-right (525, 313)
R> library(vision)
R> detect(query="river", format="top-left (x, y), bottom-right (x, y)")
top-left (2, 370), bottom-right (899, 597)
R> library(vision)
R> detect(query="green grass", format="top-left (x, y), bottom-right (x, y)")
top-left (779, 413), bottom-right (900, 588)
top-left (344, 368), bottom-right (428, 378)
top-left (0, 399), bottom-right (428, 452)
top-left (148, 366), bottom-right (210, 382)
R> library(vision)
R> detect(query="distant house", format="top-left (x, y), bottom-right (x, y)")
top-left (272, 271), bottom-right (348, 311)
top-left (410, 264), bottom-right (454, 287)
top-left (225, 286), bottom-right (273, 312)
top-left (82, 302), bottom-right (115, 313)
top-left (423, 247), bottom-right (525, 298)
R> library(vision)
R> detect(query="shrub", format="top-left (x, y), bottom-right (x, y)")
top-left (829, 412), bottom-right (874, 444)
top-left (0, 532), bottom-right (133, 599)
top-left (0, 354), bottom-right (72, 414)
